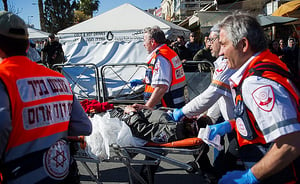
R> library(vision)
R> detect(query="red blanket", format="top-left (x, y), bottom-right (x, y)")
top-left (80, 99), bottom-right (114, 113)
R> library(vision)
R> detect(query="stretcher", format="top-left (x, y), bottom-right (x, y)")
top-left (69, 136), bottom-right (205, 184)
top-left (56, 61), bottom-right (214, 183)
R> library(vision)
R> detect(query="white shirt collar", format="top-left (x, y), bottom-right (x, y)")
top-left (229, 52), bottom-right (261, 87)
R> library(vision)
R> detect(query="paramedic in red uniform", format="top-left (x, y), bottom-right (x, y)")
top-left (0, 11), bottom-right (92, 183)
top-left (130, 26), bottom-right (187, 109)
top-left (207, 13), bottom-right (300, 183)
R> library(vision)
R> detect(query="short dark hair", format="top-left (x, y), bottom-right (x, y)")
top-left (49, 33), bottom-right (55, 39)
top-left (0, 34), bottom-right (28, 56)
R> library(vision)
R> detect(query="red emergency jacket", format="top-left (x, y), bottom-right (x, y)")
top-left (232, 50), bottom-right (300, 183)
top-left (0, 56), bottom-right (73, 183)
top-left (144, 44), bottom-right (186, 108)
top-left (232, 50), bottom-right (300, 147)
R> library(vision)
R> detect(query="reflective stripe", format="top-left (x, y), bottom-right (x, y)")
top-left (170, 81), bottom-right (186, 91)
top-left (211, 80), bottom-right (231, 92)
top-left (262, 118), bottom-right (299, 136)
top-left (5, 131), bottom-right (67, 162)
top-left (173, 96), bottom-right (185, 104)
top-left (156, 78), bottom-right (169, 83)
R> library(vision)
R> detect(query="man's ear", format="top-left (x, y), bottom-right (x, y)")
top-left (151, 38), bottom-right (156, 45)
top-left (241, 37), bottom-right (249, 53)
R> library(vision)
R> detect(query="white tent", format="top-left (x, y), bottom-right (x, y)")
top-left (57, 3), bottom-right (190, 101)
top-left (58, 3), bottom-right (190, 66)
top-left (28, 27), bottom-right (50, 41)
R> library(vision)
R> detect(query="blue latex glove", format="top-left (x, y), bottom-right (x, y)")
top-left (172, 108), bottom-right (185, 121)
top-left (218, 169), bottom-right (259, 184)
top-left (208, 121), bottom-right (232, 140)
top-left (130, 79), bottom-right (143, 87)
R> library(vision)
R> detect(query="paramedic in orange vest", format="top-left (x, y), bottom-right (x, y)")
top-left (130, 26), bottom-right (186, 110)
top-left (0, 11), bottom-right (92, 183)
top-left (207, 13), bottom-right (300, 183)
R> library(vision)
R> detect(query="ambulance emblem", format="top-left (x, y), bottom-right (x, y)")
top-left (43, 139), bottom-right (70, 180)
top-left (252, 85), bottom-right (275, 112)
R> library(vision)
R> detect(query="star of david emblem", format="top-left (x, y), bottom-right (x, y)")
top-left (53, 150), bottom-right (67, 168)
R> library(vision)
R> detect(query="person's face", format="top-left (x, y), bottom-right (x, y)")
top-left (219, 29), bottom-right (244, 69)
top-left (189, 34), bottom-right (195, 42)
top-left (272, 41), bottom-right (279, 49)
top-left (177, 37), bottom-right (184, 44)
top-left (279, 40), bottom-right (284, 47)
top-left (48, 37), bottom-right (55, 42)
top-left (208, 32), bottom-right (220, 57)
top-left (288, 39), bottom-right (295, 48)
top-left (143, 33), bottom-right (155, 54)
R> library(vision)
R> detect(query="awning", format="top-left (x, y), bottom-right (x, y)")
top-left (195, 11), bottom-right (232, 28)
top-left (272, 0), bottom-right (300, 17)
top-left (28, 27), bottom-right (50, 41)
top-left (257, 14), bottom-right (298, 27)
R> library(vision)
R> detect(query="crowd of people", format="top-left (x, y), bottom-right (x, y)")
top-left (26, 33), bottom-right (65, 69)
top-left (1, 9), bottom-right (300, 184)
top-left (169, 24), bottom-right (300, 79)
top-left (269, 36), bottom-right (299, 77)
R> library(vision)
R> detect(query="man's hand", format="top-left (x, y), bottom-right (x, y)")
top-left (219, 169), bottom-right (259, 184)
top-left (130, 79), bottom-right (144, 87)
top-left (208, 121), bottom-right (232, 140)
top-left (124, 105), bottom-right (137, 114)
top-left (172, 108), bottom-right (185, 121)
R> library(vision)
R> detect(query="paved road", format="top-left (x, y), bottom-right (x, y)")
top-left (76, 148), bottom-right (216, 184)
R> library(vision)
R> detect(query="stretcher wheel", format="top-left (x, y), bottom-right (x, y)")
top-left (186, 161), bottom-right (200, 173)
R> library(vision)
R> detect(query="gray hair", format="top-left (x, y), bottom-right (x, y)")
top-left (219, 12), bottom-right (267, 53)
top-left (210, 23), bottom-right (220, 36)
top-left (144, 26), bottom-right (166, 44)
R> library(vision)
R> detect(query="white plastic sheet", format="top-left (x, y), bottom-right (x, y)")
top-left (85, 112), bottom-right (147, 160)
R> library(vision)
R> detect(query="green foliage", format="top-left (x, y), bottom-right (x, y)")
top-left (78, 0), bottom-right (99, 17)
top-left (43, 0), bottom-right (77, 33)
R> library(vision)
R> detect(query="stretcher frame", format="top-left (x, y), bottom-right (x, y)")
top-left (59, 60), bottom-right (214, 183)
top-left (70, 137), bottom-right (205, 184)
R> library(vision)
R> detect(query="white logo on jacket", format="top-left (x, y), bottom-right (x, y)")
top-left (236, 117), bottom-right (248, 137)
top-left (252, 85), bottom-right (275, 112)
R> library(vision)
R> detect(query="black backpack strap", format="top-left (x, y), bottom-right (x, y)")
top-left (248, 61), bottom-right (292, 79)
top-left (248, 61), bottom-right (300, 111)
top-left (248, 61), bottom-right (300, 90)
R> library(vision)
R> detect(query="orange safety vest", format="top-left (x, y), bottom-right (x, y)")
top-left (233, 50), bottom-right (300, 147)
top-left (0, 56), bottom-right (73, 183)
top-left (144, 44), bottom-right (186, 108)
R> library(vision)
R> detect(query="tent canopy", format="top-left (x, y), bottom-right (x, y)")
top-left (28, 27), bottom-right (50, 41)
top-left (57, 3), bottom-right (190, 65)
top-left (58, 3), bottom-right (190, 40)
